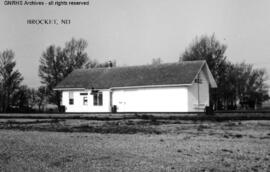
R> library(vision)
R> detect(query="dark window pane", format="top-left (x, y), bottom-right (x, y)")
top-left (93, 94), bottom-right (98, 105)
top-left (83, 97), bottom-right (88, 105)
top-left (98, 93), bottom-right (103, 106)
top-left (69, 99), bottom-right (74, 105)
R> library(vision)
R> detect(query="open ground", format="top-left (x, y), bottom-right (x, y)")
top-left (0, 114), bottom-right (270, 171)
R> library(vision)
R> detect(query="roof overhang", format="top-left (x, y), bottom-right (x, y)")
top-left (53, 84), bottom-right (194, 91)
top-left (53, 87), bottom-right (86, 91)
top-left (110, 84), bottom-right (193, 90)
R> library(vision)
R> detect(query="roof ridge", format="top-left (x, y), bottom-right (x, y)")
top-left (179, 60), bottom-right (206, 63)
top-left (75, 60), bottom-right (205, 71)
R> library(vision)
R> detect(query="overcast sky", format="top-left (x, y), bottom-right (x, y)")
top-left (0, 0), bottom-right (270, 88)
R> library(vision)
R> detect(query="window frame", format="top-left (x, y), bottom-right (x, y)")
top-left (93, 92), bottom-right (103, 106)
top-left (83, 96), bottom-right (88, 105)
top-left (69, 92), bottom-right (74, 105)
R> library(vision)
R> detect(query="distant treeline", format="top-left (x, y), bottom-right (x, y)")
top-left (0, 35), bottom-right (269, 112)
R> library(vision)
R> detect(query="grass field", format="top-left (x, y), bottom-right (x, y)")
top-left (0, 118), bottom-right (270, 171)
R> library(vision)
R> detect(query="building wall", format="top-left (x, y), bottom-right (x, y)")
top-left (61, 68), bottom-right (212, 113)
top-left (188, 67), bottom-right (210, 112)
top-left (112, 87), bottom-right (189, 112)
top-left (62, 90), bottom-right (111, 112)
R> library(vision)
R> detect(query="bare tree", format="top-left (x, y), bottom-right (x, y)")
top-left (39, 38), bottom-right (89, 111)
top-left (36, 86), bottom-right (47, 112)
top-left (0, 50), bottom-right (23, 112)
top-left (180, 34), bottom-right (269, 109)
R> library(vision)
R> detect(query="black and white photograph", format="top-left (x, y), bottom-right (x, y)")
top-left (0, 0), bottom-right (270, 171)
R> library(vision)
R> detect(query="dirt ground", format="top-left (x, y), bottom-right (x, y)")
top-left (0, 120), bottom-right (270, 171)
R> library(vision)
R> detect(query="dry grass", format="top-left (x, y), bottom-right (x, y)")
top-left (0, 120), bottom-right (270, 171)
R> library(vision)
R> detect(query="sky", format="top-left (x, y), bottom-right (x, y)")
top-left (0, 0), bottom-right (270, 88)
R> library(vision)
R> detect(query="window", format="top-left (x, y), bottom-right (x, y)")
top-left (93, 92), bottom-right (103, 106)
top-left (83, 96), bottom-right (88, 105)
top-left (69, 92), bottom-right (74, 105)
top-left (80, 92), bottom-right (88, 96)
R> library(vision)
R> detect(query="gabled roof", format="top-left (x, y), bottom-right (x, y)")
top-left (55, 60), bottom-right (217, 90)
